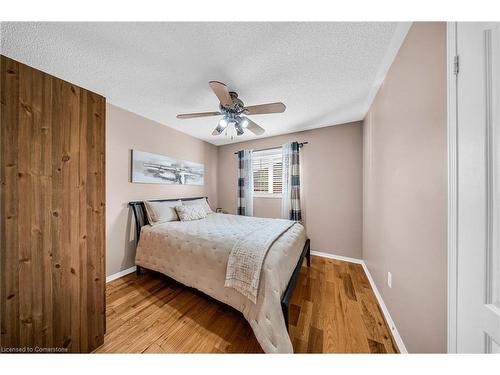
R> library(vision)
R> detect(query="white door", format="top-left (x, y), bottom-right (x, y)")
top-left (453, 22), bottom-right (500, 353)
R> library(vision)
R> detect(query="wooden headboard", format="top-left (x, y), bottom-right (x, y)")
top-left (128, 197), bottom-right (209, 243)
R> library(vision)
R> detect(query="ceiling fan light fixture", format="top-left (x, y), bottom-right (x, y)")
top-left (239, 117), bottom-right (249, 128)
top-left (218, 117), bottom-right (228, 127)
top-left (234, 122), bottom-right (244, 136)
top-left (212, 116), bottom-right (229, 135)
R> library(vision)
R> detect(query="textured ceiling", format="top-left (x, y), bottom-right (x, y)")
top-left (0, 22), bottom-right (410, 145)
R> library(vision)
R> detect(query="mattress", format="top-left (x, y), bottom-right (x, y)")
top-left (135, 212), bottom-right (307, 353)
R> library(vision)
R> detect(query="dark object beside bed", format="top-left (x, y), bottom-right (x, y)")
top-left (128, 196), bottom-right (311, 331)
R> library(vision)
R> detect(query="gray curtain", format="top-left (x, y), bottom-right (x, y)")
top-left (281, 142), bottom-right (302, 221)
top-left (237, 149), bottom-right (253, 216)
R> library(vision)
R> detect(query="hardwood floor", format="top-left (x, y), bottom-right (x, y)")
top-left (95, 256), bottom-right (398, 353)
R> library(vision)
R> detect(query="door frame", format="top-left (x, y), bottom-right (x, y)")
top-left (447, 21), bottom-right (458, 354)
top-left (447, 21), bottom-right (500, 353)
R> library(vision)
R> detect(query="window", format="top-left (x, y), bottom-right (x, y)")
top-left (253, 148), bottom-right (283, 197)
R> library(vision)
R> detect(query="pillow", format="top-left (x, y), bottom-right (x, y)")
top-left (144, 200), bottom-right (182, 225)
top-left (182, 198), bottom-right (213, 215)
top-left (175, 204), bottom-right (208, 221)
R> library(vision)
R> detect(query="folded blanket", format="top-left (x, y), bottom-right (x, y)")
top-left (225, 219), bottom-right (295, 303)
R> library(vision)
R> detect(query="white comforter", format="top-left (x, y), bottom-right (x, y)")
top-left (135, 213), bottom-right (307, 353)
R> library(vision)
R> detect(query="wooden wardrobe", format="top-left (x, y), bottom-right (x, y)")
top-left (0, 55), bottom-right (106, 353)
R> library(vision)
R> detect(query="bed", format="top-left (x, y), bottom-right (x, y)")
top-left (129, 197), bottom-right (310, 353)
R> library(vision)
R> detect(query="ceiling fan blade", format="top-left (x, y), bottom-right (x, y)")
top-left (176, 111), bottom-right (221, 119)
top-left (243, 102), bottom-right (286, 115)
top-left (243, 117), bottom-right (265, 135)
top-left (208, 81), bottom-right (233, 107)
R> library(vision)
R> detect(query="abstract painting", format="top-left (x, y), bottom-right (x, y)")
top-left (131, 150), bottom-right (204, 185)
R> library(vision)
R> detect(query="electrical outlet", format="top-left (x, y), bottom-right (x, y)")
top-left (387, 272), bottom-right (392, 288)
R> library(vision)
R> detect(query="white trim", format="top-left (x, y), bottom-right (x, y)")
top-left (106, 266), bottom-right (137, 283)
top-left (360, 261), bottom-right (408, 354)
top-left (310, 250), bottom-right (364, 265)
top-left (311, 250), bottom-right (408, 353)
top-left (253, 193), bottom-right (282, 199)
top-left (360, 22), bottom-right (412, 118)
top-left (447, 21), bottom-right (459, 354)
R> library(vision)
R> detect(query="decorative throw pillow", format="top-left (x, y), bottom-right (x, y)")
top-left (144, 200), bottom-right (181, 225)
top-left (175, 204), bottom-right (208, 221)
top-left (182, 198), bottom-right (213, 215)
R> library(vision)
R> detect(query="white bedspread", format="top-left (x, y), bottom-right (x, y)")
top-left (135, 213), bottom-right (307, 353)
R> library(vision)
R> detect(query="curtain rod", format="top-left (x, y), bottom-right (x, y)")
top-left (233, 142), bottom-right (308, 155)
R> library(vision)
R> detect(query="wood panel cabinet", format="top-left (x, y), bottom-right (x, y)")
top-left (1, 55), bottom-right (105, 353)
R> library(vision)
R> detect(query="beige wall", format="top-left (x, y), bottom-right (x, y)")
top-left (362, 22), bottom-right (447, 352)
top-left (106, 104), bottom-right (218, 276)
top-left (253, 197), bottom-right (282, 218)
top-left (218, 122), bottom-right (363, 258)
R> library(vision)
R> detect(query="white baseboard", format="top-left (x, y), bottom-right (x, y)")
top-left (310, 250), bottom-right (364, 265)
top-left (106, 266), bottom-right (137, 283)
top-left (360, 262), bottom-right (408, 353)
top-left (311, 251), bottom-right (408, 353)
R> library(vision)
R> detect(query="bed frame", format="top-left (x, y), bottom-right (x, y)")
top-left (128, 196), bottom-right (311, 331)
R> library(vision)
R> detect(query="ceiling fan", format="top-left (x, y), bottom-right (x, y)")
top-left (176, 81), bottom-right (286, 137)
